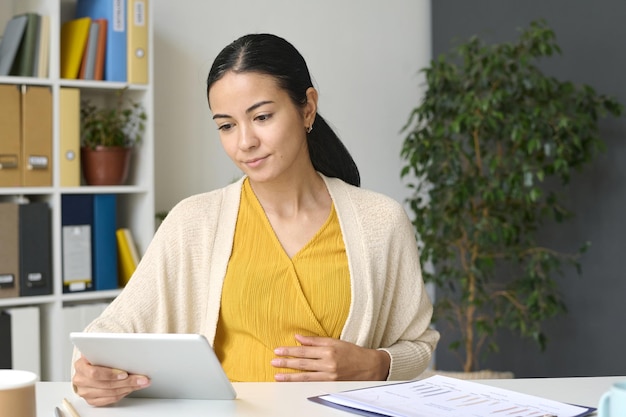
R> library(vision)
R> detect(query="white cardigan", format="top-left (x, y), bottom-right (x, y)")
top-left (85, 175), bottom-right (439, 380)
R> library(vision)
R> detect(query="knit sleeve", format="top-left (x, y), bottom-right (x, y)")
top-left (374, 200), bottom-right (439, 380)
top-left (328, 176), bottom-right (440, 380)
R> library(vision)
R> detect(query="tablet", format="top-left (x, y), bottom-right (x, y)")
top-left (70, 332), bottom-right (237, 400)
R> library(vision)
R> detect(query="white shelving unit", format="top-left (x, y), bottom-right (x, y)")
top-left (0, 0), bottom-right (154, 381)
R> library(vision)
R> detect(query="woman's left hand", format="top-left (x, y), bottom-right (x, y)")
top-left (271, 334), bottom-right (390, 381)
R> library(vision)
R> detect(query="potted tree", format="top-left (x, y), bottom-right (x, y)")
top-left (80, 88), bottom-right (146, 185)
top-left (400, 20), bottom-right (622, 373)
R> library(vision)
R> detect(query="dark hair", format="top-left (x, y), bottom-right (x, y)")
top-left (206, 33), bottom-right (360, 187)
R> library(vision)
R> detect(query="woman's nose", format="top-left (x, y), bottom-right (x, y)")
top-left (238, 124), bottom-right (259, 150)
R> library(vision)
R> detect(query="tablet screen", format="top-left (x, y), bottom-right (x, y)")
top-left (70, 332), bottom-right (236, 400)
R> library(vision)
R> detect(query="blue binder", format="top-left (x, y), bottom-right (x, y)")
top-left (75, 0), bottom-right (127, 82)
top-left (61, 194), bottom-right (93, 292)
top-left (92, 194), bottom-right (118, 290)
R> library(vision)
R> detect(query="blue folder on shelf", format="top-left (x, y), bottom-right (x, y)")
top-left (75, 0), bottom-right (127, 82)
top-left (61, 195), bottom-right (93, 293)
top-left (92, 194), bottom-right (118, 290)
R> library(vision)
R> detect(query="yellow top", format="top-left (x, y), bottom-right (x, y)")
top-left (214, 179), bottom-right (351, 382)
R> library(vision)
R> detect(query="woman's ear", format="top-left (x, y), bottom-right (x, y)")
top-left (304, 87), bottom-right (318, 128)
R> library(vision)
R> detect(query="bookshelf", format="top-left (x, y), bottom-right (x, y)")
top-left (0, 0), bottom-right (154, 381)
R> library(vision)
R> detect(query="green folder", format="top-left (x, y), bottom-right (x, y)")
top-left (10, 13), bottom-right (40, 77)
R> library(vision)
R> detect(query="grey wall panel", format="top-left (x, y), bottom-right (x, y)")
top-left (432, 0), bottom-right (626, 377)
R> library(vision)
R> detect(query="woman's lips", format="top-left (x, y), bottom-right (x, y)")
top-left (244, 155), bottom-right (268, 168)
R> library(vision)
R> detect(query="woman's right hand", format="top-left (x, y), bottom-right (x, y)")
top-left (72, 355), bottom-right (151, 406)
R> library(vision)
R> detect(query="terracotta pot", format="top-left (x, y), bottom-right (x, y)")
top-left (81, 146), bottom-right (132, 186)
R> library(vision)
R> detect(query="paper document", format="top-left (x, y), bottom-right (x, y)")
top-left (310, 375), bottom-right (594, 417)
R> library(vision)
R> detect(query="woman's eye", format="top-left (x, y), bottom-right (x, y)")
top-left (218, 123), bottom-right (233, 131)
top-left (255, 113), bottom-right (272, 122)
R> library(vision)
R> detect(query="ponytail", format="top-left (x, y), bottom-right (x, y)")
top-left (308, 114), bottom-right (360, 187)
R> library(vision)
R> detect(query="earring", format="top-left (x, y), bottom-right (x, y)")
top-left (306, 125), bottom-right (313, 134)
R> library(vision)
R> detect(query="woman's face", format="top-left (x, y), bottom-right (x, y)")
top-left (208, 71), bottom-right (317, 183)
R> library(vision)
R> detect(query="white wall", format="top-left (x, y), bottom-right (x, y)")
top-left (152, 0), bottom-right (431, 212)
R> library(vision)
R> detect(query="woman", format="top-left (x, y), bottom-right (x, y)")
top-left (72, 33), bottom-right (439, 406)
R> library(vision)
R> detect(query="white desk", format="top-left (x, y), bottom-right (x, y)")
top-left (37, 376), bottom-right (625, 416)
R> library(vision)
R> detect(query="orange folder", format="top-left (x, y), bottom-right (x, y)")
top-left (93, 19), bottom-right (107, 80)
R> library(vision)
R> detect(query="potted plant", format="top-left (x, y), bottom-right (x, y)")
top-left (80, 88), bottom-right (146, 185)
top-left (400, 20), bottom-right (622, 373)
